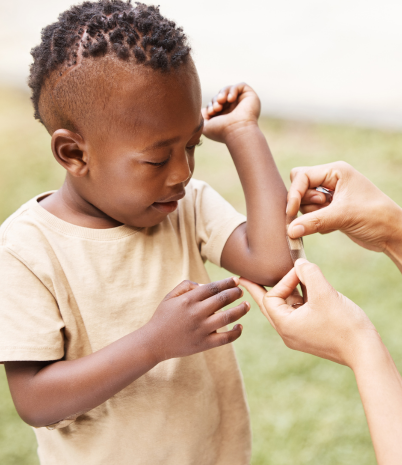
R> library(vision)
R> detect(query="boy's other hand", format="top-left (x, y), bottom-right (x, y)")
top-left (240, 259), bottom-right (378, 369)
top-left (202, 83), bottom-right (261, 143)
top-left (147, 277), bottom-right (250, 362)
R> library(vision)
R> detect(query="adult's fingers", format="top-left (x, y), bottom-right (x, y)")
top-left (294, 259), bottom-right (334, 301)
top-left (262, 268), bottom-right (300, 328)
top-left (287, 164), bottom-right (342, 217)
top-left (239, 278), bottom-right (265, 307)
top-left (287, 203), bottom-right (341, 239)
top-left (286, 287), bottom-right (304, 307)
top-left (300, 203), bottom-right (330, 214)
top-left (206, 301), bottom-right (250, 333)
top-left (300, 189), bottom-right (327, 205)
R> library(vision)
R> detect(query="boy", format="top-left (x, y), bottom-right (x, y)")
top-left (0, 1), bottom-right (294, 464)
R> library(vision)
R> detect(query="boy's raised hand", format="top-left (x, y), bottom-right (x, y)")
top-left (202, 83), bottom-right (261, 143)
top-left (147, 277), bottom-right (250, 362)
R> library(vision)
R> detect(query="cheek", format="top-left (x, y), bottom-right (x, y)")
top-left (101, 159), bottom-right (167, 203)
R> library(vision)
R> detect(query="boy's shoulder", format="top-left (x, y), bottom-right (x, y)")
top-left (0, 194), bottom-right (47, 248)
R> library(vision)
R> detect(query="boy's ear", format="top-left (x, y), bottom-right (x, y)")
top-left (51, 129), bottom-right (88, 177)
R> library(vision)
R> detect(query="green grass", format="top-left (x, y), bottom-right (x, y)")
top-left (1, 86), bottom-right (402, 464)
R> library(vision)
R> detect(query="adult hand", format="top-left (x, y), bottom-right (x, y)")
top-left (202, 83), bottom-right (261, 143)
top-left (240, 259), bottom-right (378, 368)
top-left (286, 162), bottom-right (402, 270)
top-left (241, 260), bottom-right (402, 465)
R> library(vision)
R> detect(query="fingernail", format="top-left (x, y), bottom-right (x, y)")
top-left (218, 92), bottom-right (224, 99)
top-left (234, 324), bottom-right (243, 331)
top-left (245, 301), bottom-right (250, 311)
top-left (286, 198), bottom-right (296, 214)
top-left (290, 224), bottom-right (305, 238)
top-left (295, 258), bottom-right (308, 265)
top-left (239, 288), bottom-right (244, 297)
top-left (228, 93), bottom-right (232, 99)
top-left (311, 195), bottom-right (323, 203)
top-left (231, 276), bottom-right (240, 285)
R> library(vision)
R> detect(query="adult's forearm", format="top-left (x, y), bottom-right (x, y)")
top-left (6, 324), bottom-right (158, 428)
top-left (353, 336), bottom-right (402, 465)
top-left (223, 123), bottom-right (293, 283)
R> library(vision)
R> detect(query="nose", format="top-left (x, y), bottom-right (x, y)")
top-left (167, 151), bottom-right (192, 186)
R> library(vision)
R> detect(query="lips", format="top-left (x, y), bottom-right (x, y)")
top-left (152, 191), bottom-right (185, 214)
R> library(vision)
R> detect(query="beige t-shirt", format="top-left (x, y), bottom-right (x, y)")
top-left (0, 179), bottom-right (251, 465)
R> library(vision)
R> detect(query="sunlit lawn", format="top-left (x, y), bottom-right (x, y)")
top-left (1, 86), bottom-right (402, 464)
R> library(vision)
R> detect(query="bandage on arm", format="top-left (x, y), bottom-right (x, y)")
top-left (286, 213), bottom-right (308, 303)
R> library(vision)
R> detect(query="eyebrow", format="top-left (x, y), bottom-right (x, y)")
top-left (142, 118), bottom-right (204, 152)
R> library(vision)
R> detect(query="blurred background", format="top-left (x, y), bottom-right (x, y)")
top-left (0, 1), bottom-right (401, 464)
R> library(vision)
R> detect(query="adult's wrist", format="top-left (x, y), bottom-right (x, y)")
top-left (384, 204), bottom-right (402, 273)
top-left (349, 331), bottom-right (390, 375)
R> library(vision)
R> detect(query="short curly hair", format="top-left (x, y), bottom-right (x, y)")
top-left (29, 1), bottom-right (191, 128)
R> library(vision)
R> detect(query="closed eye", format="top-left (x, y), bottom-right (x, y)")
top-left (147, 158), bottom-right (170, 167)
top-left (187, 139), bottom-right (203, 150)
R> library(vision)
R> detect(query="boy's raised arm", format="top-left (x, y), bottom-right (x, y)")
top-left (203, 83), bottom-right (293, 286)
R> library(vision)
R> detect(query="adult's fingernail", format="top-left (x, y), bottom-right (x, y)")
top-left (286, 197), bottom-right (296, 214)
top-left (311, 195), bottom-right (323, 203)
top-left (290, 224), bottom-right (305, 237)
top-left (231, 276), bottom-right (240, 285)
top-left (295, 258), bottom-right (308, 266)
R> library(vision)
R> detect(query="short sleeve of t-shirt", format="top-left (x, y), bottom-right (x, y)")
top-left (189, 180), bottom-right (246, 266)
top-left (0, 247), bottom-right (65, 362)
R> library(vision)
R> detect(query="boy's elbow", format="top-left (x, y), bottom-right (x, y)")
top-left (242, 253), bottom-right (293, 287)
top-left (14, 396), bottom-right (55, 428)
top-left (16, 404), bottom-right (48, 428)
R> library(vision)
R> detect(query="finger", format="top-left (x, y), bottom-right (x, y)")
top-left (190, 277), bottom-right (240, 301)
top-left (294, 259), bottom-right (334, 300)
top-left (262, 268), bottom-right (300, 327)
top-left (286, 287), bottom-right (303, 308)
top-left (287, 164), bottom-right (341, 216)
top-left (227, 84), bottom-right (240, 102)
top-left (300, 204), bottom-right (329, 214)
top-left (211, 94), bottom-right (224, 112)
top-left (239, 278), bottom-right (276, 327)
top-left (207, 324), bottom-right (243, 349)
top-left (207, 102), bottom-right (215, 116)
top-left (215, 86), bottom-right (231, 104)
top-left (164, 280), bottom-right (199, 300)
top-left (201, 286), bottom-right (244, 315)
top-left (206, 301), bottom-right (250, 332)
top-left (288, 203), bottom-right (340, 238)
top-left (239, 278), bottom-right (266, 308)
top-left (201, 107), bottom-right (210, 121)
top-left (300, 189), bottom-right (327, 205)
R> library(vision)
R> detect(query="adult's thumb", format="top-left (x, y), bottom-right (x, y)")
top-left (294, 259), bottom-right (335, 302)
top-left (288, 204), bottom-right (340, 238)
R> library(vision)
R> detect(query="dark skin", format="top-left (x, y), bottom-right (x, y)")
top-left (5, 60), bottom-right (295, 428)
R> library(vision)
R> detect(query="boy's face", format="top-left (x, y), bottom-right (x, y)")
top-left (71, 61), bottom-right (203, 228)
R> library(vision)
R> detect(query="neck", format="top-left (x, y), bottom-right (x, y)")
top-left (39, 178), bottom-right (122, 229)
